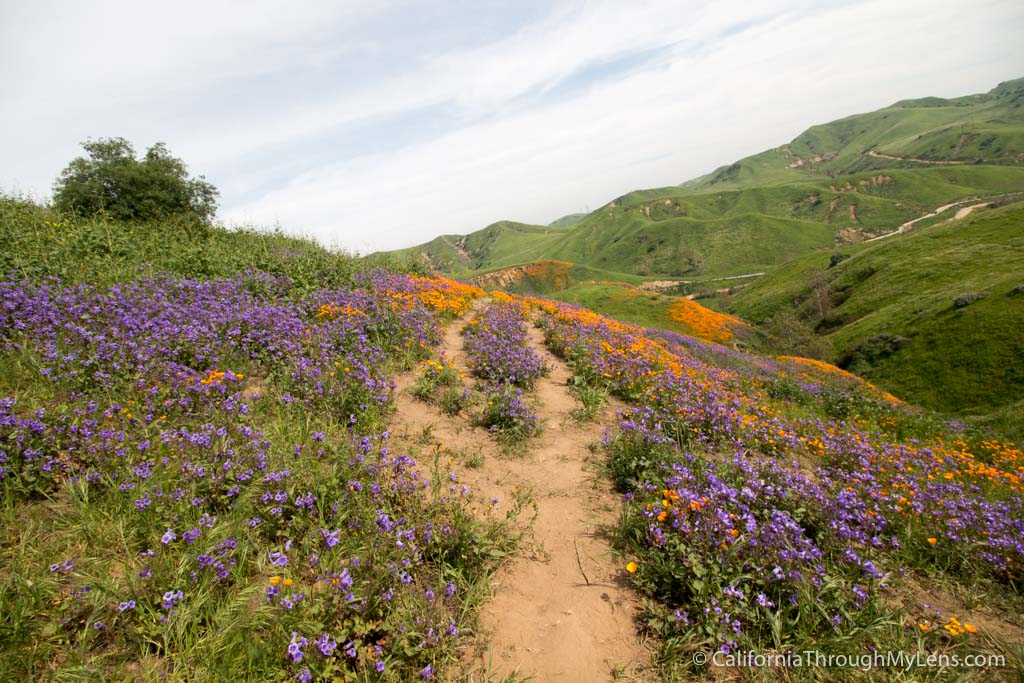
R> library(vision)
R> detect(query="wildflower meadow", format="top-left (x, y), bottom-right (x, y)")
top-left (0, 265), bottom-right (518, 680)
top-left (531, 295), bottom-right (1023, 677)
top-left (2, 194), bottom-right (1021, 680)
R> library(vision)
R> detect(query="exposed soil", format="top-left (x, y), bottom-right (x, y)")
top-left (858, 174), bottom-right (893, 189)
top-left (953, 133), bottom-right (973, 157)
top-left (639, 279), bottom-right (689, 292)
top-left (945, 201), bottom-right (992, 222)
top-left (825, 196), bottom-right (840, 223)
top-left (704, 272), bottom-right (765, 283)
top-left (441, 235), bottom-right (473, 262)
top-left (888, 573), bottom-right (1024, 645)
top-left (866, 193), bottom-right (1019, 242)
top-left (471, 261), bottom-right (574, 292)
top-left (866, 149), bottom-right (966, 165)
top-left (388, 304), bottom-right (651, 681)
top-left (836, 226), bottom-right (869, 244)
top-left (785, 151), bottom-right (837, 169)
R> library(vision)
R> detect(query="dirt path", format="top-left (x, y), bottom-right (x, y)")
top-left (865, 193), bottom-right (1017, 242)
top-left (441, 235), bottom-right (473, 262)
top-left (946, 201), bottom-right (992, 222)
top-left (865, 149), bottom-right (966, 165)
top-left (389, 306), bottom-right (650, 681)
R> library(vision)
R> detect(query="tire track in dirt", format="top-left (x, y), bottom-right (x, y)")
top-left (388, 304), bottom-right (650, 681)
top-left (865, 193), bottom-right (1019, 242)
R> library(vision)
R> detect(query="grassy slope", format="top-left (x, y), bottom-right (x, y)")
top-left (384, 164), bottom-right (1024, 281)
top-left (386, 221), bottom-right (568, 278)
top-left (5, 193), bottom-right (1023, 677)
top-left (730, 201), bottom-right (1024, 419)
top-left (0, 197), bottom-right (516, 680)
top-left (384, 78), bottom-right (1024, 281)
top-left (547, 213), bottom-right (587, 227)
top-left (697, 76), bottom-right (1024, 188)
top-left (549, 281), bottom-right (681, 331)
top-left (470, 261), bottom-right (647, 295)
top-left (0, 194), bottom-right (410, 291)
top-left (514, 275), bottom-right (752, 349)
top-left (377, 78), bottom-right (1024, 428)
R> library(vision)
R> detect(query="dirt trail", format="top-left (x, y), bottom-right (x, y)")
top-left (389, 306), bottom-right (650, 681)
top-left (639, 272), bottom-right (765, 295)
top-left (441, 235), bottom-right (473, 262)
top-left (865, 193), bottom-right (1017, 242)
top-left (946, 201), bottom-right (991, 222)
top-left (865, 149), bottom-right (965, 165)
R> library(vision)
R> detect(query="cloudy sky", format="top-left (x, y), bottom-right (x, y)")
top-left (2, 0), bottom-right (1022, 252)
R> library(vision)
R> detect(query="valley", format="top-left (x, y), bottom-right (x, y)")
top-left (383, 77), bottom-right (1024, 435)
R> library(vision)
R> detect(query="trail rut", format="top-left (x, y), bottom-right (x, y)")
top-left (389, 305), bottom-right (650, 681)
top-left (865, 193), bottom-right (1019, 242)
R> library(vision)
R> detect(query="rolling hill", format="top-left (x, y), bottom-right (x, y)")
top-left (383, 77), bottom-right (1024, 282)
top-left (729, 199), bottom-right (1024, 433)
top-left (380, 77), bottom-right (1024, 432)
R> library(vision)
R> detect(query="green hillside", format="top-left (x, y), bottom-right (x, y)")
top-left (469, 260), bottom-right (646, 293)
top-left (388, 220), bottom-right (568, 277)
top-left (730, 200), bottom-right (1024, 428)
top-left (695, 76), bottom-right (1024, 189)
top-left (0, 194), bottom-right (401, 291)
top-left (379, 78), bottom-right (1024, 431)
top-left (385, 78), bottom-right (1024, 281)
top-left (389, 164), bottom-right (1024, 280)
top-left (547, 213), bottom-right (587, 227)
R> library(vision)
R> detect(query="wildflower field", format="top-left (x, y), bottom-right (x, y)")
top-left (0, 261), bottom-right (518, 680)
top-left (2, 194), bottom-right (1022, 680)
top-left (529, 296), bottom-right (1024, 678)
top-left (462, 297), bottom-right (546, 443)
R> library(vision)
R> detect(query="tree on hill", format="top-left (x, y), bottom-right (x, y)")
top-left (53, 137), bottom-right (219, 224)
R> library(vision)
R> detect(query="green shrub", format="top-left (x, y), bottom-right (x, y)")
top-left (828, 252), bottom-right (850, 268)
top-left (53, 138), bottom-right (219, 224)
top-left (954, 291), bottom-right (988, 308)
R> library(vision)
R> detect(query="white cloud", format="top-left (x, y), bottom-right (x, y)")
top-left (224, 0), bottom-right (1024, 250)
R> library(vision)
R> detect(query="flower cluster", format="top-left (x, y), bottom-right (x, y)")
top-left (525, 294), bottom-right (1023, 658)
top-left (463, 302), bottom-right (544, 441)
top-left (667, 297), bottom-right (746, 343)
top-left (463, 302), bottom-right (546, 389)
top-left (0, 268), bottom-right (496, 679)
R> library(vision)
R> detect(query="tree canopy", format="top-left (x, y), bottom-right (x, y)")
top-left (53, 137), bottom-right (219, 224)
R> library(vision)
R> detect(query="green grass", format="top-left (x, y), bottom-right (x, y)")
top-left (1, 193), bottom-right (418, 290)
top-left (567, 377), bottom-right (608, 422)
top-left (383, 77), bottom-right (1024, 283)
top-left (385, 221), bottom-right (569, 278)
top-left (730, 202), bottom-right (1024, 424)
top-left (547, 213), bottom-right (586, 227)
top-left (382, 164), bottom-right (1024, 283)
top-left (471, 260), bottom-right (646, 295)
top-left (549, 282), bottom-right (679, 330)
top-left (378, 77), bottom-right (1024, 432)
top-left (720, 76), bottom-right (1024, 186)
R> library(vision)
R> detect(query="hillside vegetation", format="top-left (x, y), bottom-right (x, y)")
top-left (382, 78), bottom-right (1024, 433)
top-left (693, 76), bottom-right (1024, 189)
top-left (387, 221), bottom-right (568, 278)
top-left (386, 77), bottom-right (1024, 281)
top-left (3, 193), bottom-right (1024, 679)
top-left (731, 200), bottom-right (1024, 433)
top-left (0, 193), bottom-right (527, 680)
top-left (0, 194), bottom-right (413, 291)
